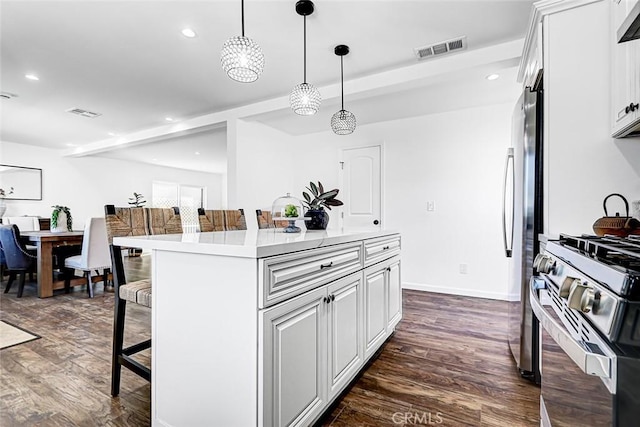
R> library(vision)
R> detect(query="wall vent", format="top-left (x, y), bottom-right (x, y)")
top-left (66, 107), bottom-right (102, 118)
top-left (0, 92), bottom-right (18, 100)
top-left (414, 36), bottom-right (467, 60)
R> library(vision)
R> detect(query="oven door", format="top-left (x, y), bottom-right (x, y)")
top-left (530, 278), bottom-right (616, 427)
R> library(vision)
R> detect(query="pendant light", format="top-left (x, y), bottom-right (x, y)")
top-left (289, 0), bottom-right (321, 115)
top-left (331, 45), bottom-right (356, 135)
top-left (221, 0), bottom-right (264, 83)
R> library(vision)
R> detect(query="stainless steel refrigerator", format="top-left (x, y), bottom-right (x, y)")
top-left (503, 82), bottom-right (543, 383)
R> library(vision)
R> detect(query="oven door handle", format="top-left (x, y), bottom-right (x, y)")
top-left (529, 278), bottom-right (612, 380)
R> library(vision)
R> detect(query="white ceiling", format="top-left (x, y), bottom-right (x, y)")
top-left (0, 0), bottom-right (535, 173)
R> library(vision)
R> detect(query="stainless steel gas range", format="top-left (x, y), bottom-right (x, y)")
top-left (530, 234), bottom-right (640, 427)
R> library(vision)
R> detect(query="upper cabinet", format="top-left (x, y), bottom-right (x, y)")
top-left (612, 0), bottom-right (640, 138)
top-left (614, 0), bottom-right (640, 42)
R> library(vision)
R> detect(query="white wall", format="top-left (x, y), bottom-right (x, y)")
top-left (284, 102), bottom-right (515, 300)
top-left (544, 1), bottom-right (640, 237)
top-left (0, 140), bottom-right (223, 229)
top-left (227, 119), bottom-right (295, 230)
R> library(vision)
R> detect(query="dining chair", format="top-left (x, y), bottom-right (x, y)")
top-left (256, 209), bottom-right (289, 229)
top-left (2, 216), bottom-right (40, 253)
top-left (223, 209), bottom-right (247, 230)
top-left (0, 239), bottom-right (6, 284)
top-left (147, 207), bottom-right (183, 235)
top-left (197, 209), bottom-right (225, 232)
top-left (0, 224), bottom-right (37, 297)
top-left (63, 217), bottom-right (111, 298)
top-left (2, 216), bottom-right (40, 231)
top-left (104, 205), bottom-right (151, 396)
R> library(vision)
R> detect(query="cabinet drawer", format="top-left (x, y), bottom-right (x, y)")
top-left (363, 235), bottom-right (400, 267)
top-left (259, 242), bottom-right (363, 309)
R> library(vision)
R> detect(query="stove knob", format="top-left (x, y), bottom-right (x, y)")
top-left (568, 282), bottom-right (596, 313)
top-left (560, 277), bottom-right (580, 298)
top-left (534, 254), bottom-right (556, 274)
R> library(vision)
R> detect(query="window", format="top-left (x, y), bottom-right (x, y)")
top-left (152, 181), bottom-right (205, 233)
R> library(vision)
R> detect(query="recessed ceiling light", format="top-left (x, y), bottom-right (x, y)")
top-left (152, 158), bottom-right (158, 161)
top-left (25, 74), bottom-right (39, 81)
top-left (195, 151), bottom-right (200, 155)
top-left (486, 74), bottom-right (500, 81)
top-left (66, 143), bottom-right (77, 147)
top-left (108, 132), bottom-right (117, 137)
top-left (181, 28), bottom-right (197, 38)
top-left (165, 117), bottom-right (174, 122)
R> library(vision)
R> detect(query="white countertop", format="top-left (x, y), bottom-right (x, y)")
top-left (113, 228), bottom-right (399, 258)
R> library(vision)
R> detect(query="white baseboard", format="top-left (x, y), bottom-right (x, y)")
top-left (402, 282), bottom-right (510, 301)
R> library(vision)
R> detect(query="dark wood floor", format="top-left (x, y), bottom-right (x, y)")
top-left (1, 257), bottom-right (540, 426)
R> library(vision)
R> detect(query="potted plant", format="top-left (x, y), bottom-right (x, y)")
top-left (51, 205), bottom-right (73, 232)
top-left (127, 192), bottom-right (146, 256)
top-left (302, 181), bottom-right (343, 230)
top-left (128, 192), bottom-right (147, 207)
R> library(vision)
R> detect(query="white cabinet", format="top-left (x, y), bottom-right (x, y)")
top-left (387, 258), bottom-right (402, 331)
top-left (327, 274), bottom-right (364, 400)
top-left (261, 272), bottom-right (364, 427)
top-left (519, 20), bottom-right (543, 89)
top-left (613, 0), bottom-right (640, 34)
top-left (612, 1), bottom-right (640, 137)
top-left (123, 229), bottom-right (401, 427)
top-left (261, 286), bottom-right (327, 427)
top-left (260, 242), bottom-right (363, 308)
top-left (364, 256), bottom-right (402, 359)
top-left (364, 264), bottom-right (387, 359)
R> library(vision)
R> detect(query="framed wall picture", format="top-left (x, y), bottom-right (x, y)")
top-left (0, 164), bottom-right (43, 201)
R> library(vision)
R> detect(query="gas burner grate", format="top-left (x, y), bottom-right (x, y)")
top-left (559, 234), bottom-right (640, 270)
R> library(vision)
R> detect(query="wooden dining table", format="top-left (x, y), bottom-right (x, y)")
top-left (21, 230), bottom-right (84, 298)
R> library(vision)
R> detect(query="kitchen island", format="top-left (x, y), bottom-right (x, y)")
top-left (113, 229), bottom-right (401, 427)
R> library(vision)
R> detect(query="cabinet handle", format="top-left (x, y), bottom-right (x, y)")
top-left (320, 262), bottom-right (333, 269)
top-left (331, 294), bottom-right (335, 302)
top-left (323, 296), bottom-right (329, 304)
top-left (387, 267), bottom-right (391, 272)
top-left (383, 246), bottom-right (390, 250)
top-left (631, 103), bottom-right (639, 112)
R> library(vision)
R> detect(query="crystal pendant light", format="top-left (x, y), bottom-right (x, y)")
top-left (331, 45), bottom-right (356, 135)
top-left (290, 0), bottom-right (321, 115)
top-left (221, 0), bottom-right (264, 83)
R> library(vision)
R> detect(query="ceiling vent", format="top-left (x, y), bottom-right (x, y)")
top-left (0, 92), bottom-right (18, 100)
top-left (66, 107), bottom-right (102, 118)
top-left (414, 36), bottom-right (467, 60)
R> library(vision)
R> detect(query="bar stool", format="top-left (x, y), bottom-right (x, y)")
top-left (104, 205), bottom-right (152, 396)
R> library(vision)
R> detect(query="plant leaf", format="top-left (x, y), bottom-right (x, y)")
top-left (310, 182), bottom-right (318, 196)
top-left (318, 181), bottom-right (324, 194)
top-left (318, 189), bottom-right (339, 200)
top-left (302, 192), bottom-right (311, 203)
top-left (324, 199), bottom-right (344, 206)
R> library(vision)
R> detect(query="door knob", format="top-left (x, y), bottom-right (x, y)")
top-left (373, 220), bottom-right (379, 225)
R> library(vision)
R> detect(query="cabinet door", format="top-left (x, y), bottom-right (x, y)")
top-left (612, 35), bottom-right (639, 133)
top-left (386, 259), bottom-right (402, 332)
top-left (260, 287), bottom-right (327, 427)
top-left (327, 273), bottom-right (363, 400)
top-left (364, 265), bottom-right (387, 359)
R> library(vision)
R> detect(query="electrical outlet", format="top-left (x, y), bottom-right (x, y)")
top-left (459, 263), bottom-right (468, 274)
top-left (427, 201), bottom-right (435, 212)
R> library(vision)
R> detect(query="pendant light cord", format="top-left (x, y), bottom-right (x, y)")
top-left (340, 56), bottom-right (344, 110)
top-left (303, 15), bottom-right (307, 83)
top-left (241, 0), bottom-right (245, 37)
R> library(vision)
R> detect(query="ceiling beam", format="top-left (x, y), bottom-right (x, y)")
top-left (64, 38), bottom-right (524, 158)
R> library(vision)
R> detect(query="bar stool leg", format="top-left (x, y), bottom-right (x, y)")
top-left (111, 297), bottom-right (127, 397)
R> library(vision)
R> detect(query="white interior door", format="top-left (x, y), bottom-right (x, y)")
top-left (340, 145), bottom-right (381, 230)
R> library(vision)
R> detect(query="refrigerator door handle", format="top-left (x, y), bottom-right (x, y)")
top-left (502, 147), bottom-right (515, 258)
